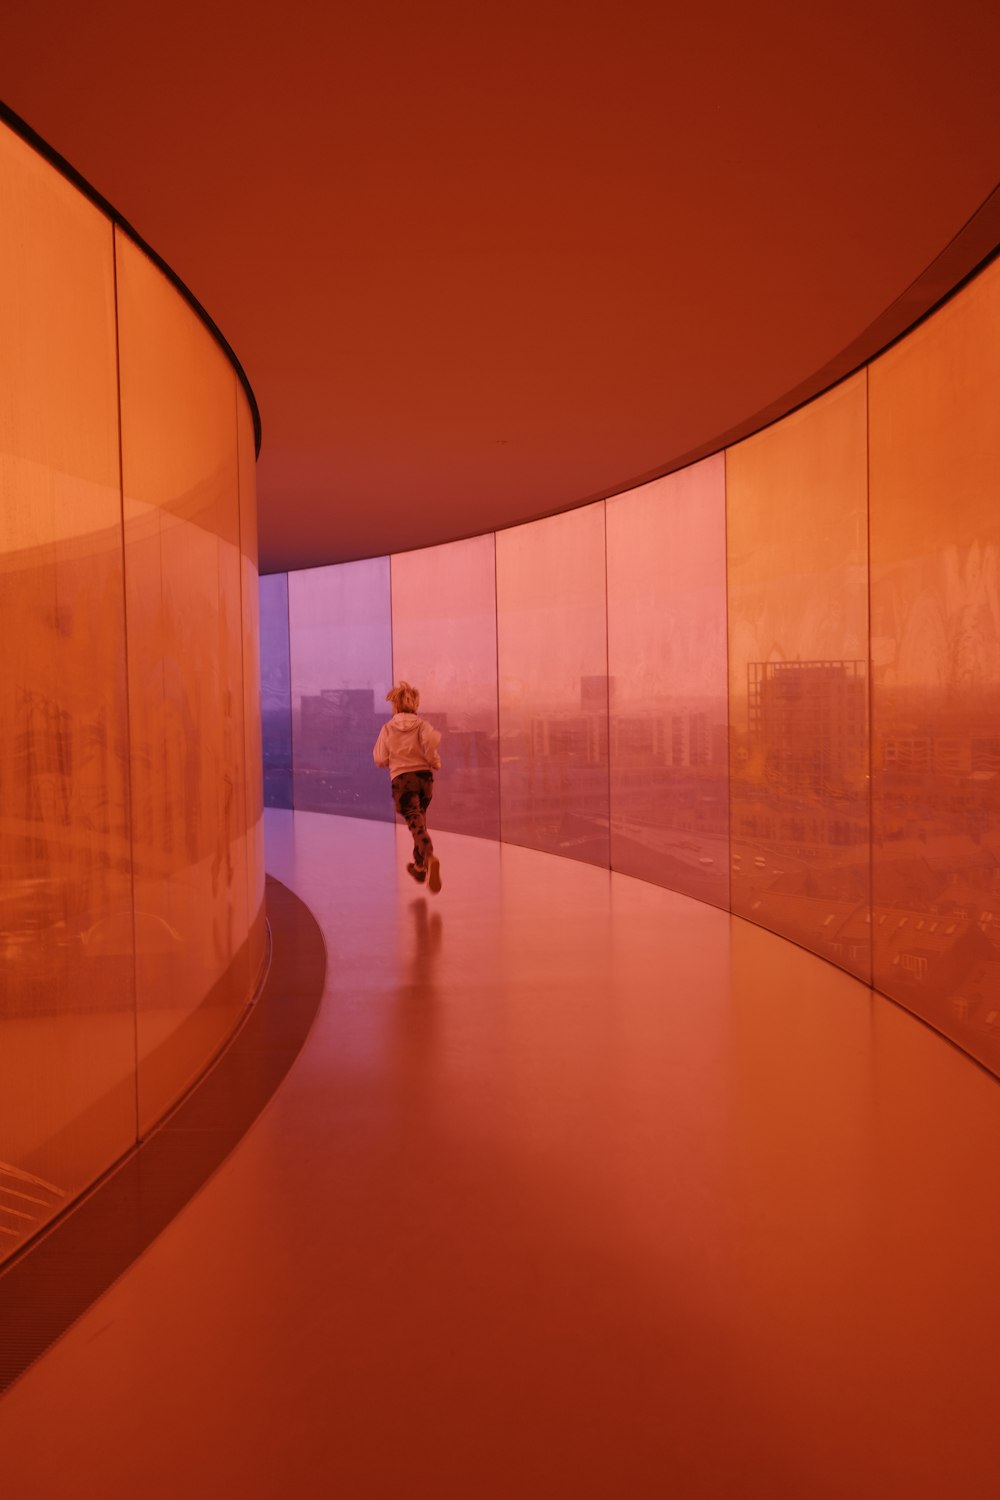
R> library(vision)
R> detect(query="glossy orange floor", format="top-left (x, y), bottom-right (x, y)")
top-left (3, 809), bottom-right (1000, 1498)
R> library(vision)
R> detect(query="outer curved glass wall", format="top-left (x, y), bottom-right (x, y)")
top-left (0, 122), bottom-right (265, 1262)
top-left (263, 252), bottom-right (1000, 1080)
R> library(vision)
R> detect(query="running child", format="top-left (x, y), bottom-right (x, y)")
top-left (372, 681), bottom-right (443, 892)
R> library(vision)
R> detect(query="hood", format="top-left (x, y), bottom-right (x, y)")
top-left (388, 712), bottom-right (421, 731)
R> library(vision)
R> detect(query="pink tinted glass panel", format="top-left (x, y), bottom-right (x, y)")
top-left (726, 374), bottom-right (871, 981)
top-left (390, 537), bottom-right (500, 840)
top-left (288, 558), bottom-right (393, 821)
top-left (869, 258), bottom-right (1000, 1072)
top-left (496, 505), bottom-right (609, 866)
top-left (0, 126), bottom-right (137, 1256)
top-left (606, 458), bottom-right (729, 907)
top-left (117, 232), bottom-right (250, 1133)
top-left (260, 574), bottom-right (293, 808)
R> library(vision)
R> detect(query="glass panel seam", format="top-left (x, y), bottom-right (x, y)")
top-left (111, 224), bottom-right (142, 1146)
top-left (234, 376), bottom-right (254, 942)
top-left (864, 364), bottom-right (874, 991)
top-left (493, 531), bottom-right (503, 846)
top-left (602, 501), bottom-right (611, 873)
top-left (723, 448), bottom-right (734, 918)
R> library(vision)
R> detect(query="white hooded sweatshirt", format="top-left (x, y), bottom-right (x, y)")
top-left (372, 712), bottom-right (442, 780)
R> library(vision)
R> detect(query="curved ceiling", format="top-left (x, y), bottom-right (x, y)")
top-left (2, 2), bottom-right (999, 573)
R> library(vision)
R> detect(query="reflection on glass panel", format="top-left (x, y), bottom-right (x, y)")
top-left (607, 459), bottom-right (729, 907)
top-left (237, 390), bottom-right (266, 976)
top-left (727, 374), bottom-right (870, 981)
top-left (496, 505), bottom-right (609, 866)
top-left (260, 574), bottom-right (293, 809)
top-left (117, 231), bottom-right (250, 1133)
top-left (0, 124), bottom-right (137, 1257)
top-left (869, 259), bottom-right (1000, 1072)
top-left (390, 537), bottom-right (500, 840)
top-left (288, 558), bottom-right (393, 821)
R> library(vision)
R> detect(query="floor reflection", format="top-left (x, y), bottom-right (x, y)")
top-left (3, 813), bottom-right (999, 1500)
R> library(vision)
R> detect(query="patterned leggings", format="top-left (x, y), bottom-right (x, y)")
top-left (391, 771), bottom-right (435, 866)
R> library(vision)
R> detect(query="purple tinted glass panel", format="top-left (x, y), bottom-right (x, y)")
top-left (606, 458), bottom-right (729, 907)
top-left (259, 573), bottom-right (293, 808)
top-left (496, 504), bottom-right (610, 866)
top-left (390, 536), bottom-right (500, 840)
top-left (288, 558), bottom-right (393, 821)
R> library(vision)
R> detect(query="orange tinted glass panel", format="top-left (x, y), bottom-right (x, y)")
top-left (496, 505), bottom-right (609, 866)
top-left (288, 558), bottom-right (393, 821)
top-left (869, 258), bottom-right (1000, 1070)
top-left (0, 125), bottom-right (136, 1257)
top-left (726, 374), bottom-right (870, 981)
top-left (390, 536), bottom-right (500, 840)
top-left (606, 458), bottom-right (729, 907)
top-left (117, 231), bottom-right (250, 1132)
top-left (237, 388), bottom-right (267, 978)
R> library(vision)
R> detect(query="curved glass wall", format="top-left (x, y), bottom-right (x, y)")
top-left (0, 121), bottom-right (265, 1261)
top-left (263, 251), bottom-right (1000, 1079)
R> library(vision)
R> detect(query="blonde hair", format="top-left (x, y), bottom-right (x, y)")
top-left (386, 680), bottom-right (420, 713)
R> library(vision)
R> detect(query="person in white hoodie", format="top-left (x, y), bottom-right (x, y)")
top-left (373, 681), bottom-right (443, 892)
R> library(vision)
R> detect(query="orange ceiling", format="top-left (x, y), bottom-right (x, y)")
top-left (2, 2), bottom-right (999, 573)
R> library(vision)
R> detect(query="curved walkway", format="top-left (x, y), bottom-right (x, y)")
top-left (2, 809), bottom-right (999, 1499)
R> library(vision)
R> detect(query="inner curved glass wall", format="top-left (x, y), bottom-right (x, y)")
top-left (0, 120), bottom-right (265, 1263)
